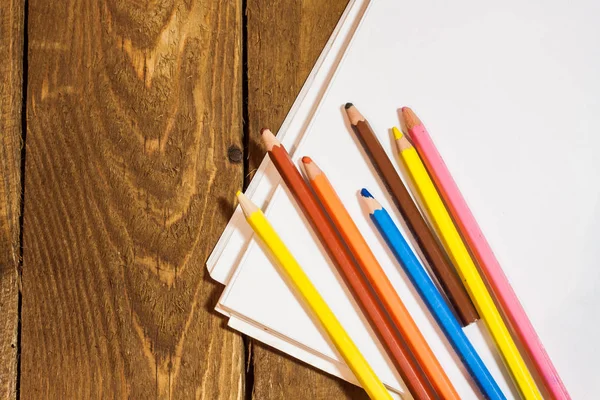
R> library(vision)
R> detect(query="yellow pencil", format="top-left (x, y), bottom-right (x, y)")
top-left (393, 128), bottom-right (541, 399)
top-left (236, 191), bottom-right (392, 400)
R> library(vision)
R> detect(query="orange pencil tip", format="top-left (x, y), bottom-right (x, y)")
top-left (301, 156), bottom-right (312, 164)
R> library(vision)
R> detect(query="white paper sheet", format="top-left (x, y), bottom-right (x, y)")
top-left (209, 0), bottom-right (600, 397)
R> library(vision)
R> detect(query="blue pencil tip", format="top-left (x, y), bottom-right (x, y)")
top-left (360, 188), bottom-right (373, 198)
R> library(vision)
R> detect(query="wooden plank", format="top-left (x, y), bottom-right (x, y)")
top-left (0, 0), bottom-right (24, 398)
top-left (21, 1), bottom-right (245, 398)
top-left (252, 342), bottom-right (369, 399)
top-left (246, 1), bottom-right (368, 398)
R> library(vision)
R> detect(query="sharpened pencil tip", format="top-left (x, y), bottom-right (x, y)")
top-left (261, 128), bottom-right (280, 151)
top-left (344, 103), bottom-right (364, 125)
top-left (358, 189), bottom-right (382, 214)
top-left (236, 190), bottom-right (242, 197)
top-left (401, 107), bottom-right (423, 130)
top-left (237, 190), bottom-right (259, 217)
top-left (392, 127), bottom-right (403, 140)
top-left (360, 188), bottom-right (373, 198)
top-left (302, 157), bottom-right (322, 179)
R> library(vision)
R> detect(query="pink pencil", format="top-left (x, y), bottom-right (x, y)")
top-left (402, 107), bottom-right (570, 400)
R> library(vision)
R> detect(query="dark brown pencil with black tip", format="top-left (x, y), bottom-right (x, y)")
top-left (344, 103), bottom-right (479, 327)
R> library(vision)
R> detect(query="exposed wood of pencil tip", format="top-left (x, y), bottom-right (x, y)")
top-left (402, 107), bottom-right (423, 130)
top-left (301, 156), bottom-right (323, 180)
top-left (237, 191), bottom-right (259, 217)
top-left (261, 128), bottom-right (281, 151)
top-left (360, 191), bottom-right (383, 214)
top-left (344, 103), bottom-right (365, 126)
top-left (395, 132), bottom-right (414, 152)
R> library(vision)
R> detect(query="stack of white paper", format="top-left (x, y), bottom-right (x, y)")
top-left (207, 0), bottom-right (600, 398)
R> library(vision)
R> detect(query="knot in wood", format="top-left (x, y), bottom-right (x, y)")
top-left (227, 145), bottom-right (243, 164)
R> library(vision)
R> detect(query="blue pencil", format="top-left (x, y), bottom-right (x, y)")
top-left (360, 188), bottom-right (506, 400)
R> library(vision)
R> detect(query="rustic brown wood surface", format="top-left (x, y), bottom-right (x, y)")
top-left (3, 1), bottom-right (371, 399)
top-left (0, 0), bottom-right (24, 398)
top-left (20, 0), bottom-right (245, 398)
top-left (245, 1), bottom-right (368, 399)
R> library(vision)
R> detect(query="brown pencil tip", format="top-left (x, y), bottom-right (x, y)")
top-left (301, 156), bottom-right (312, 164)
top-left (402, 107), bottom-right (423, 130)
top-left (261, 128), bottom-right (280, 151)
top-left (344, 103), bottom-right (365, 125)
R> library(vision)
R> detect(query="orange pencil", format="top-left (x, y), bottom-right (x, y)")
top-left (302, 156), bottom-right (459, 400)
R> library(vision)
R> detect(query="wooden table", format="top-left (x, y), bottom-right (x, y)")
top-left (0, 0), bottom-right (371, 398)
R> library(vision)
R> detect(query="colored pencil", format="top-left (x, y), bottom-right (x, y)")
top-left (261, 129), bottom-right (436, 399)
top-left (402, 107), bottom-right (570, 400)
top-left (302, 157), bottom-right (459, 400)
top-left (360, 189), bottom-right (506, 400)
top-left (393, 127), bottom-right (542, 399)
top-left (236, 191), bottom-right (392, 400)
top-left (344, 103), bottom-right (478, 327)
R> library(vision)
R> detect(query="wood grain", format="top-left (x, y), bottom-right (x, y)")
top-left (251, 342), bottom-right (368, 399)
top-left (21, 0), bottom-right (245, 398)
top-left (0, 0), bottom-right (24, 398)
top-left (246, 1), bottom-right (368, 399)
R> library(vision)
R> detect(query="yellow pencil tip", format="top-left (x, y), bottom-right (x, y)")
top-left (392, 127), bottom-right (403, 140)
top-left (236, 190), bottom-right (242, 197)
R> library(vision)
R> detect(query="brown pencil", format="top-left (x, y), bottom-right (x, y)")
top-left (261, 128), bottom-right (437, 400)
top-left (344, 103), bottom-right (479, 327)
